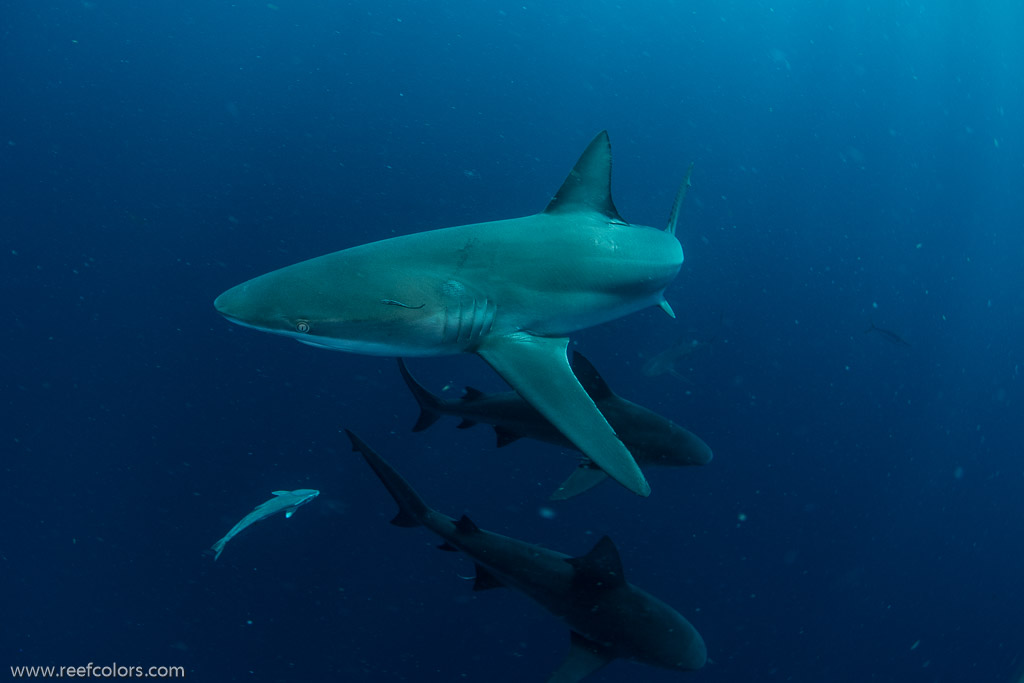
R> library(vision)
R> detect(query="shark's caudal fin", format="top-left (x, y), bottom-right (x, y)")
top-left (346, 430), bottom-right (430, 528)
top-left (396, 359), bottom-right (443, 432)
top-left (476, 333), bottom-right (650, 497)
top-left (543, 131), bottom-right (625, 223)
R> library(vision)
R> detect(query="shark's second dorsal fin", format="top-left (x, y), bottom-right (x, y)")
top-left (544, 131), bottom-right (625, 223)
top-left (455, 514), bottom-right (481, 534)
top-left (570, 352), bottom-right (613, 402)
top-left (567, 536), bottom-right (626, 591)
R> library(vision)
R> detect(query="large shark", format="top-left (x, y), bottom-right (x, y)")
top-left (398, 352), bottom-right (713, 499)
top-left (214, 132), bottom-right (692, 497)
top-left (345, 430), bottom-right (706, 681)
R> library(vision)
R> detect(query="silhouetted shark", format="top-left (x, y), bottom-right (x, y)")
top-left (345, 430), bottom-right (707, 682)
top-left (215, 132), bottom-right (694, 497)
top-left (865, 321), bottom-right (911, 346)
top-left (398, 352), bottom-right (712, 499)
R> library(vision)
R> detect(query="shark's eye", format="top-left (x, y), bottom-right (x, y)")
top-left (295, 320), bottom-right (311, 333)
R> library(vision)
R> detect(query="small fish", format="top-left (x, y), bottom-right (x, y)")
top-left (210, 489), bottom-right (319, 560)
top-left (865, 322), bottom-right (911, 346)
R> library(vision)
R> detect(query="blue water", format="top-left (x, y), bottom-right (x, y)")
top-left (3, 2), bottom-right (1022, 681)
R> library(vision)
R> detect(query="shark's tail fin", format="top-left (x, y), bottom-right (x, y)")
top-left (209, 540), bottom-right (226, 561)
top-left (397, 359), bottom-right (443, 432)
top-left (345, 430), bottom-right (429, 528)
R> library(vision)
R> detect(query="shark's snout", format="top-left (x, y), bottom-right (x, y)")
top-left (214, 284), bottom-right (252, 324)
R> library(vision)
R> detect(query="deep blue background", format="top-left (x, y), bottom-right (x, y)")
top-left (3, 1), bottom-right (1023, 681)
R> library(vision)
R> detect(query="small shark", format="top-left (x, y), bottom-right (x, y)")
top-left (641, 337), bottom-right (711, 381)
top-left (399, 351), bottom-right (713, 499)
top-left (345, 430), bottom-right (706, 682)
top-left (210, 489), bottom-right (319, 561)
top-left (214, 132), bottom-right (693, 497)
top-left (865, 321), bottom-right (911, 346)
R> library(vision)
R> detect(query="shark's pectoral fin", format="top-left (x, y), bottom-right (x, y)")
top-left (550, 466), bottom-right (609, 501)
top-left (547, 631), bottom-right (614, 683)
top-left (476, 333), bottom-right (650, 497)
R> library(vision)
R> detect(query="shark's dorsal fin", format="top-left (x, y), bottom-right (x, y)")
top-left (455, 514), bottom-right (481, 534)
top-left (570, 352), bottom-right (613, 402)
top-left (271, 490), bottom-right (289, 496)
top-left (472, 563), bottom-right (505, 591)
top-left (548, 631), bottom-right (614, 683)
top-left (544, 131), bottom-right (625, 223)
top-left (567, 536), bottom-right (626, 591)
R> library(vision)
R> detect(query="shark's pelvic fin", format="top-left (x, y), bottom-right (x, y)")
top-left (550, 466), bottom-right (610, 501)
top-left (346, 430), bottom-right (429, 528)
top-left (476, 333), bottom-right (650, 497)
top-left (547, 631), bottom-right (614, 683)
top-left (493, 425), bottom-right (522, 448)
top-left (543, 131), bottom-right (625, 223)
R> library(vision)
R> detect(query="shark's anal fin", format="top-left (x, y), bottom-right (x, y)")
top-left (477, 333), bottom-right (650, 497)
top-left (547, 631), bottom-right (614, 683)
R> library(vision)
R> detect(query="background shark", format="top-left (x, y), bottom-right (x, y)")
top-left (345, 430), bottom-right (707, 682)
top-left (214, 132), bottom-right (691, 497)
top-left (398, 351), bottom-right (713, 499)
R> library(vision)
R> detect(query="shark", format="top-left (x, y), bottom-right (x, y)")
top-left (214, 132), bottom-right (692, 497)
top-left (345, 430), bottom-right (706, 681)
top-left (398, 351), bottom-right (713, 499)
top-left (210, 488), bottom-right (319, 561)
